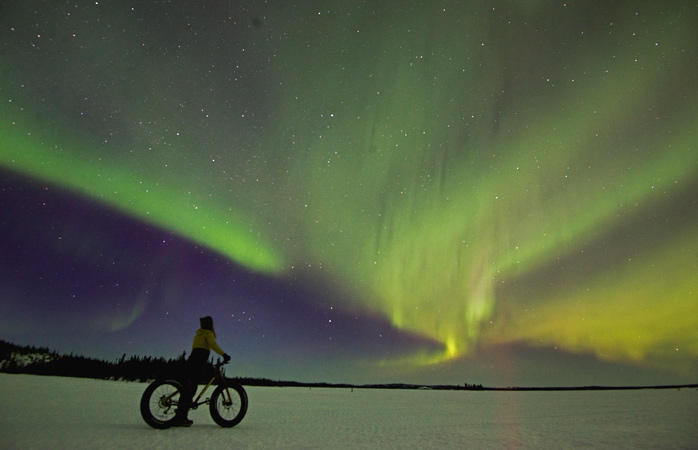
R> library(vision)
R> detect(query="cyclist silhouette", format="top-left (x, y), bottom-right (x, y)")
top-left (174, 316), bottom-right (230, 427)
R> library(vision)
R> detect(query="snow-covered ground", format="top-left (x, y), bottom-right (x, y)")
top-left (0, 373), bottom-right (695, 449)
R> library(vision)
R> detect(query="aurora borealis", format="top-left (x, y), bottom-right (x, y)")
top-left (1, 1), bottom-right (697, 386)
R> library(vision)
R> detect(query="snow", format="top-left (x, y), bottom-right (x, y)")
top-left (1, 373), bottom-right (696, 449)
top-left (0, 352), bottom-right (55, 371)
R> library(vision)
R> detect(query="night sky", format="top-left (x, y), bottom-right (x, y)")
top-left (2, 1), bottom-right (697, 386)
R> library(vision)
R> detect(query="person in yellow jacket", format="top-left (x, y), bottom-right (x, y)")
top-left (174, 316), bottom-right (230, 427)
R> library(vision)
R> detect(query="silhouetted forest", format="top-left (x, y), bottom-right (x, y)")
top-left (0, 339), bottom-right (482, 389)
top-left (0, 339), bottom-right (187, 382)
top-left (2, 340), bottom-right (695, 391)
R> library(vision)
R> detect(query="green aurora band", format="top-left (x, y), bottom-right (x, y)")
top-left (0, 117), bottom-right (285, 275)
top-left (2, 2), bottom-right (697, 375)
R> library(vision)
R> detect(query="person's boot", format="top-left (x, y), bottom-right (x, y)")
top-left (173, 403), bottom-right (193, 427)
top-left (172, 417), bottom-right (193, 427)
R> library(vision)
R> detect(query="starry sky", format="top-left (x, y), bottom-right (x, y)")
top-left (1, 1), bottom-right (697, 387)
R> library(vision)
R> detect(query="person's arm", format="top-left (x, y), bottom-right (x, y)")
top-left (206, 334), bottom-right (227, 357)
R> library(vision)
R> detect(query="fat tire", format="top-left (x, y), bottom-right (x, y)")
top-left (140, 379), bottom-right (183, 429)
top-left (209, 383), bottom-right (248, 428)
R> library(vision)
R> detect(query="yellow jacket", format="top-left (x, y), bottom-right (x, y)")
top-left (192, 329), bottom-right (225, 356)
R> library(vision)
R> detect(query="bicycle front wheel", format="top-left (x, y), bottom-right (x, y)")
top-left (140, 380), bottom-right (183, 429)
top-left (209, 383), bottom-right (248, 427)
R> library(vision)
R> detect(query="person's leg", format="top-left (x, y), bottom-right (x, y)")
top-left (174, 348), bottom-right (209, 426)
top-left (173, 365), bottom-right (194, 426)
top-left (177, 379), bottom-right (192, 415)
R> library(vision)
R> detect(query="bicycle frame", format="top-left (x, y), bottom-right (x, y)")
top-left (190, 362), bottom-right (231, 409)
top-left (156, 361), bottom-right (228, 409)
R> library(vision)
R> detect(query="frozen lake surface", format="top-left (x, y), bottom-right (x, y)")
top-left (1, 373), bottom-right (696, 449)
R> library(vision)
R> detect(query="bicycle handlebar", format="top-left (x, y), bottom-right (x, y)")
top-left (213, 359), bottom-right (230, 368)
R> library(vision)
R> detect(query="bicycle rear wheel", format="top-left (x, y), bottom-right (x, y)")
top-left (140, 380), bottom-right (183, 429)
top-left (209, 383), bottom-right (248, 427)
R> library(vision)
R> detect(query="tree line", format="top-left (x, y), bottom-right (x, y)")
top-left (0, 339), bottom-right (189, 382)
top-left (0, 339), bottom-right (487, 389)
top-left (0, 339), bottom-right (363, 386)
